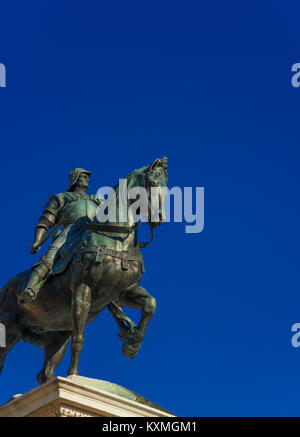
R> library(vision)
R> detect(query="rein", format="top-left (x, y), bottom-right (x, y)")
top-left (138, 224), bottom-right (154, 248)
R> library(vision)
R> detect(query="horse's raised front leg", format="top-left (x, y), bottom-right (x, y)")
top-left (117, 284), bottom-right (156, 359)
top-left (67, 283), bottom-right (91, 376)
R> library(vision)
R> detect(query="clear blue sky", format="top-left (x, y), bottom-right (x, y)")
top-left (0, 1), bottom-right (300, 417)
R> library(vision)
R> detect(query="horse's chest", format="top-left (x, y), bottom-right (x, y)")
top-left (91, 256), bottom-right (142, 299)
top-left (108, 255), bottom-right (141, 283)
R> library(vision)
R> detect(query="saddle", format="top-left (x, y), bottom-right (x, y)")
top-left (51, 220), bottom-right (145, 276)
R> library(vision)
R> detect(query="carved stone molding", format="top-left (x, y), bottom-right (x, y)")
top-left (28, 402), bottom-right (97, 417)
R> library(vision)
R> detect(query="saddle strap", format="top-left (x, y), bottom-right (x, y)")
top-left (83, 245), bottom-right (145, 272)
top-left (86, 223), bottom-right (135, 234)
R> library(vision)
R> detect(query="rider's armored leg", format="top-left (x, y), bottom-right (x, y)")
top-left (19, 245), bottom-right (58, 304)
top-left (19, 229), bottom-right (67, 305)
top-left (18, 257), bottom-right (51, 304)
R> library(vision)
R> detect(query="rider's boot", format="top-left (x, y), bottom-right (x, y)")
top-left (18, 260), bottom-right (50, 305)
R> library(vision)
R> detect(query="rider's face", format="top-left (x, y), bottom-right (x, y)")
top-left (77, 173), bottom-right (90, 189)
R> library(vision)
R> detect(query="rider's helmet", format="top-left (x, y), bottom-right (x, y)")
top-left (67, 168), bottom-right (92, 192)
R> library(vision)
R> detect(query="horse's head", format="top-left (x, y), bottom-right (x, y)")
top-left (111, 157), bottom-right (168, 233)
top-left (142, 156), bottom-right (168, 229)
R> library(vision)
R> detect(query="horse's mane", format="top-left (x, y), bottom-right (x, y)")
top-left (112, 158), bottom-right (168, 208)
top-left (113, 164), bottom-right (149, 205)
top-left (114, 165), bottom-right (148, 190)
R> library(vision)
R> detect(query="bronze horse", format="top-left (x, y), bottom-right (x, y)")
top-left (0, 158), bottom-right (168, 384)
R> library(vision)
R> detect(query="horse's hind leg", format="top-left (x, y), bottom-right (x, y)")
top-left (117, 284), bottom-right (156, 359)
top-left (37, 331), bottom-right (71, 385)
top-left (67, 283), bottom-right (91, 376)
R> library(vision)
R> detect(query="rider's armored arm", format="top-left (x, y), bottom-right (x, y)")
top-left (33, 195), bottom-right (64, 248)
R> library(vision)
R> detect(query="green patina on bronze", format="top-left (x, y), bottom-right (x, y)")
top-left (0, 158), bottom-right (168, 386)
top-left (67, 375), bottom-right (172, 414)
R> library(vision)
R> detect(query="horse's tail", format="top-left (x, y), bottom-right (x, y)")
top-left (107, 302), bottom-right (136, 333)
top-left (0, 283), bottom-right (12, 317)
top-left (0, 284), bottom-right (12, 375)
top-left (0, 283), bottom-right (6, 308)
top-left (0, 273), bottom-right (27, 376)
top-left (0, 271), bottom-right (27, 309)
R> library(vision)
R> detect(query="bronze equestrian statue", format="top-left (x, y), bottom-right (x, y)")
top-left (0, 158), bottom-right (168, 385)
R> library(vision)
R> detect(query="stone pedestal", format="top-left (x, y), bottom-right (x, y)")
top-left (0, 375), bottom-right (174, 417)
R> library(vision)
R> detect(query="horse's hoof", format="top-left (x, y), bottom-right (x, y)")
top-left (122, 340), bottom-right (141, 359)
top-left (67, 370), bottom-right (79, 377)
top-left (37, 371), bottom-right (52, 385)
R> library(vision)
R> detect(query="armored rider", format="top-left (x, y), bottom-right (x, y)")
top-left (19, 168), bottom-right (102, 304)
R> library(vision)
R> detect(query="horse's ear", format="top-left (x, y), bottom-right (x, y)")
top-left (149, 158), bottom-right (160, 172)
